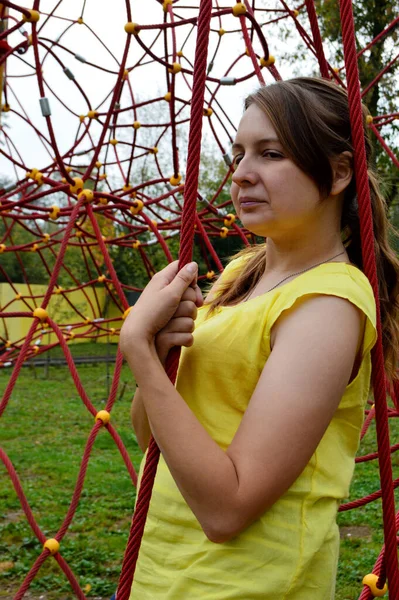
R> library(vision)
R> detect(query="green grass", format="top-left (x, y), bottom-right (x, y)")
top-left (0, 358), bottom-right (141, 599)
top-left (1, 356), bottom-right (399, 599)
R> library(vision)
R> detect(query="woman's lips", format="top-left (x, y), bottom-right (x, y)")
top-left (240, 198), bottom-right (265, 206)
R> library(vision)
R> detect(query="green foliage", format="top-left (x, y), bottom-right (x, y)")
top-left (0, 218), bottom-right (55, 284)
top-left (314, 0), bottom-right (399, 205)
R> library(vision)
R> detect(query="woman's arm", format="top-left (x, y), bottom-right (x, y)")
top-left (130, 283), bottom-right (203, 453)
top-left (131, 387), bottom-right (152, 453)
top-left (124, 293), bottom-right (363, 544)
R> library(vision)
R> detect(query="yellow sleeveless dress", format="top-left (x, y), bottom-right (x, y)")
top-left (130, 256), bottom-right (377, 599)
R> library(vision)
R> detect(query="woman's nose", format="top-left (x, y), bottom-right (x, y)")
top-left (231, 158), bottom-right (258, 187)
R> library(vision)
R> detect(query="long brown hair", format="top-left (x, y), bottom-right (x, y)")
top-left (205, 77), bottom-right (399, 384)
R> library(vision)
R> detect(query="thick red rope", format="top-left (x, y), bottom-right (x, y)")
top-left (115, 2), bottom-right (213, 597)
top-left (339, 0), bottom-right (399, 595)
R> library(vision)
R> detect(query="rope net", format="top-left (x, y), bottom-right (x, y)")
top-left (0, 0), bottom-right (398, 598)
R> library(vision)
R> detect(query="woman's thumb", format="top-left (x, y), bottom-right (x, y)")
top-left (170, 262), bottom-right (198, 295)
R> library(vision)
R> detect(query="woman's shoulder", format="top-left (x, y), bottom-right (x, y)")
top-left (278, 261), bottom-right (377, 326)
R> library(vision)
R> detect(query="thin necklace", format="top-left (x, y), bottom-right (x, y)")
top-left (244, 250), bottom-right (346, 301)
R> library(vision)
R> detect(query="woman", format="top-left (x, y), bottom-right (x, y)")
top-left (120, 77), bottom-right (399, 599)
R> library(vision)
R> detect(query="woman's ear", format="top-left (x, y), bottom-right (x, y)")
top-left (330, 151), bottom-right (353, 196)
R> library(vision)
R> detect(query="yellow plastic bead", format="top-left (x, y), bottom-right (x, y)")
top-left (123, 307), bottom-right (132, 319)
top-left (42, 233), bottom-right (50, 242)
top-left (333, 67), bottom-right (340, 73)
top-left (169, 173), bottom-right (182, 186)
top-left (293, 9), bottom-right (299, 17)
top-left (55, 287), bottom-right (63, 295)
top-left (69, 177), bottom-right (84, 194)
top-left (163, 0), bottom-right (173, 11)
top-left (26, 168), bottom-right (38, 180)
top-left (124, 22), bottom-right (140, 35)
top-left (34, 171), bottom-right (44, 185)
top-left (224, 213), bottom-right (236, 226)
top-left (219, 28), bottom-right (225, 36)
top-left (67, 331), bottom-right (75, 339)
top-left (362, 574), bottom-right (387, 597)
top-left (232, 3), bottom-right (246, 16)
top-left (65, 166), bottom-right (72, 173)
top-left (76, 230), bottom-right (83, 238)
top-left (99, 173), bottom-right (107, 180)
top-left (98, 197), bottom-right (108, 205)
top-left (203, 107), bottom-right (213, 117)
top-left (164, 92), bottom-right (171, 102)
top-left (150, 146), bottom-right (158, 154)
top-left (132, 240), bottom-right (141, 249)
top-left (30, 244), bottom-right (38, 252)
top-left (123, 184), bottom-right (132, 192)
top-left (87, 110), bottom-right (98, 119)
top-left (96, 410), bottom-right (111, 425)
top-left (176, 50), bottom-right (183, 57)
top-left (15, 293), bottom-right (21, 300)
top-left (43, 539), bottom-right (59, 555)
top-left (97, 275), bottom-right (106, 282)
top-left (33, 345), bottom-right (40, 353)
top-left (77, 17), bottom-right (84, 24)
top-left (220, 227), bottom-right (229, 238)
top-left (78, 189), bottom-right (94, 203)
top-left (2, 104), bottom-right (10, 112)
top-left (49, 206), bottom-right (60, 220)
top-left (5, 340), bottom-right (11, 348)
top-left (366, 115), bottom-right (373, 124)
top-left (22, 9), bottom-right (40, 23)
top-left (151, 220), bottom-right (158, 228)
top-left (123, 69), bottom-right (129, 79)
top-left (260, 55), bottom-right (275, 67)
top-left (168, 62), bottom-right (182, 74)
top-left (33, 308), bottom-right (48, 322)
top-left (0, 244), bottom-right (6, 253)
top-left (110, 138), bottom-right (118, 146)
top-left (95, 161), bottom-right (102, 168)
top-left (133, 121), bottom-right (141, 129)
top-left (130, 200), bottom-right (144, 215)
top-left (110, 328), bottom-right (116, 335)
top-left (79, 115), bottom-right (85, 122)
top-left (206, 271), bottom-right (215, 279)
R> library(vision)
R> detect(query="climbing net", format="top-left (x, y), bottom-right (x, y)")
top-left (0, 0), bottom-right (399, 598)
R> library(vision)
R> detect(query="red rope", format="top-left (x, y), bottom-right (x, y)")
top-left (339, 0), bottom-right (399, 594)
top-left (115, 2), bottom-right (213, 597)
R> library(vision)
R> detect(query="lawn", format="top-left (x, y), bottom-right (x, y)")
top-left (0, 344), bottom-right (398, 599)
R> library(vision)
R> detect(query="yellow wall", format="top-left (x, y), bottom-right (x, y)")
top-left (0, 283), bottom-right (124, 346)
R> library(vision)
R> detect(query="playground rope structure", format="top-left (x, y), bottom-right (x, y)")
top-left (0, 1), bottom-right (398, 598)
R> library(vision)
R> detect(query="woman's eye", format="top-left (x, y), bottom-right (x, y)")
top-left (232, 155), bottom-right (242, 168)
top-left (263, 151), bottom-right (282, 158)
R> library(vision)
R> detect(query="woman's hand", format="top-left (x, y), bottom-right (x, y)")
top-left (155, 285), bottom-right (202, 366)
top-left (120, 261), bottom-right (203, 362)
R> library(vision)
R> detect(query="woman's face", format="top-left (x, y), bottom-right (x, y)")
top-left (230, 104), bottom-right (322, 239)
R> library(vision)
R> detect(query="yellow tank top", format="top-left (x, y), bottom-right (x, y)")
top-left (130, 257), bottom-right (377, 599)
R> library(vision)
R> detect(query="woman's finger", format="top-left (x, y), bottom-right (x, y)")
top-left (194, 284), bottom-right (204, 307)
top-left (181, 287), bottom-right (197, 303)
top-left (160, 332), bottom-right (194, 349)
top-left (172, 301), bottom-right (198, 320)
top-left (161, 316), bottom-right (195, 334)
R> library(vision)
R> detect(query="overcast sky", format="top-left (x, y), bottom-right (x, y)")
top-left (1, 0), bottom-right (317, 184)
